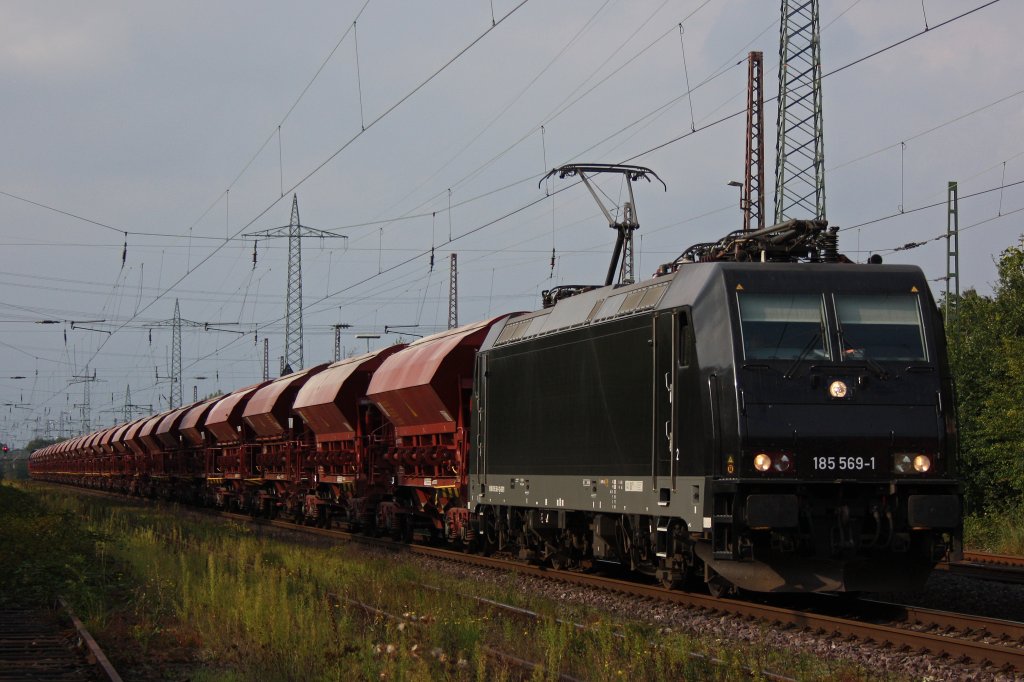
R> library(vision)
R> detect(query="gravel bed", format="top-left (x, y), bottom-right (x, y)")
top-left (870, 571), bottom-right (1024, 624)
top-left (394, 549), bottom-right (1023, 682)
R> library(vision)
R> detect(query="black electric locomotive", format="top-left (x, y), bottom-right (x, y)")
top-left (30, 163), bottom-right (963, 596)
top-left (469, 216), bottom-right (962, 594)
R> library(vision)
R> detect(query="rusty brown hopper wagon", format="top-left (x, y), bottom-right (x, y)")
top-left (365, 317), bottom-right (510, 539)
top-left (241, 364), bottom-right (327, 483)
top-left (292, 347), bottom-right (404, 525)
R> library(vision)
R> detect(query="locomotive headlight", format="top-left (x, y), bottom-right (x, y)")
top-left (773, 453), bottom-right (793, 473)
top-left (753, 453), bottom-right (772, 472)
top-left (828, 380), bottom-right (848, 399)
top-left (913, 454), bottom-right (931, 473)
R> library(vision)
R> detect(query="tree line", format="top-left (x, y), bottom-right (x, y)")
top-left (947, 239), bottom-right (1024, 514)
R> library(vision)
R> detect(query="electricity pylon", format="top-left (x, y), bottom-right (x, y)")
top-left (245, 195), bottom-right (346, 373)
top-left (774, 0), bottom-right (826, 222)
top-left (448, 254), bottom-right (458, 329)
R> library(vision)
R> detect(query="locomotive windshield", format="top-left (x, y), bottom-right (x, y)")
top-left (834, 294), bottom-right (927, 361)
top-left (738, 293), bottom-right (827, 360)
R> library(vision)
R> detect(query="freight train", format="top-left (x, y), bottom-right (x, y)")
top-left (30, 185), bottom-right (963, 594)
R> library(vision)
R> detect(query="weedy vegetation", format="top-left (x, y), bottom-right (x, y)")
top-left (2, 481), bottom-right (884, 681)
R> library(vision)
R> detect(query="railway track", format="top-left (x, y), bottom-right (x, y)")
top-left (0, 599), bottom-right (121, 682)
top-left (235, 513), bottom-right (1024, 674)
top-left (329, 592), bottom-right (587, 682)
top-left (941, 551), bottom-right (1024, 584)
top-left (39, 484), bottom-right (1024, 675)
top-left (418, 583), bottom-right (799, 681)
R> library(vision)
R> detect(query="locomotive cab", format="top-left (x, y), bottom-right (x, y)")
top-left (697, 263), bottom-right (963, 592)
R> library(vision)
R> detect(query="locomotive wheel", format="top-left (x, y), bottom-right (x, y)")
top-left (659, 560), bottom-right (683, 590)
top-left (479, 508), bottom-right (499, 555)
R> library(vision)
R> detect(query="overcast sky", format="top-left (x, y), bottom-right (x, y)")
top-left (2, 0), bottom-right (1022, 445)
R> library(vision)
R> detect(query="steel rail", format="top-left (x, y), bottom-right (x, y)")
top-left (938, 551), bottom-right (1024, 584)
top-left (417, 583), bottom-right (799, 682)
top-left (0, 600), bottom-right (122, 682)
top-left (326, 591), bottom-right (583, 682)
top-left (57, 597), bottom-right (124, 682)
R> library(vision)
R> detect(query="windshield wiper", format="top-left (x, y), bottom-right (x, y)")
top-left (784, 331), bottom-right (822, 379)
top-left (836, 323), bottom-right (888, 379)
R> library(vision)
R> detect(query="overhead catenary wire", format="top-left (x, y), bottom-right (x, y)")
top-left (27, 0), bottom-right (533, 413)
top-left (351, 0), bottom-right (716, 245)
top-left (222, 1), bottom-right (373, 195)
top-left (0, 0), bottom-right (759, 255)
top-left (354, 19), bottom-right (366, 131)
top-left (7, 0), bottom-right (968, 248)
top-left (8, 1), bottom-right (1015, 419)
top-left (877, 203), bottom-right (1024, 256)
top-left (18, 3), bottom-right (983, 376)
top-left (828, 87), bottom-right (1024, 175)
top-left (363, 0), bottom-right (616, 225)
top-left (17, 67), bottom-right (1010, 252)
top-left (677, 23), bottom-right (696, 132)
top-left (301, 1), bottom-right (1015, 323)
top-left (841, 177), bottom-right (1024, 232)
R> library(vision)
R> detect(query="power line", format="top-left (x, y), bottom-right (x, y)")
top-left (8, 0), bottom-right (1009, 416)
top-left (9, 2), bottom-right (1002, 253)
top-left (841, 177), bottom-right (1024, 232)
top-left (27, 0), bottom-right (533, 412)
top-left (828, 0), bottom-right (1002, 79)
top-left (147, 2), bottom-right (1022, 382)
top-left (829, 87), bottom-right (1024, 174)
top-left (0, 190), bottom-right (125, 235)
top-left (183, 1), bottom-right (374, 236)
top-left (868, 196), bottom-right (1024, 255)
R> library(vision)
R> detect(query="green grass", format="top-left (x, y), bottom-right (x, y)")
top-left (0, 482), bottom-right (130, 610)
top-left (964, 504), bottom-right (1024, 555)
top-left (4, 481), bottom-right (891, 681)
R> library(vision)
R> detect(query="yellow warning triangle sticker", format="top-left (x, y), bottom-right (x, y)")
top-left (736, 284), bottom-right (744, 291)
top-left (910, 286), bottom-right (919, 292)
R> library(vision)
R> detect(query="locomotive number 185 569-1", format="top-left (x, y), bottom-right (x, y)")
top-left (812, 456), bottom-right (877, 471)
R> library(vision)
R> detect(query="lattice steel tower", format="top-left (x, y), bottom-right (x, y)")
top-left (123, 384), bottom-right (150, 422)
top-left (744, 51), bottom-right (766, 232)
top-left (448, 253), bottom-right (458, 330)
top-left (774, 0), bottom-right (826, 222)
top-left (152, 299), bottom-right (202, 407)
top-left (945, 181), bottom-right (960, 324)
top-left (171, 299), bottom-right (182, 409)
top-left (286, 198), bottom-right (303, 371)
top-left (245, 195), bottom-right (345, 374)
top-left (70, 366), bottom-right (98, 435)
